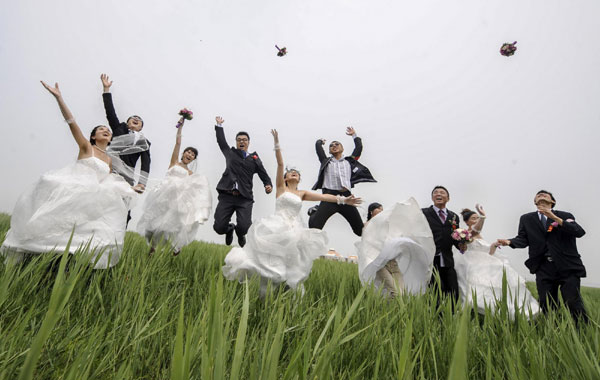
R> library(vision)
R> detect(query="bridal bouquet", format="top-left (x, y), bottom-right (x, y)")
top-left (451, 228), bottom-right (473, 253)
top-left (500, 41), bottom-right (517, 57)
top-left (179, 108), bottom-right (194, 121)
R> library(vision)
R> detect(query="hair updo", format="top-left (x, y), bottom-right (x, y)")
top-left (182, 147), bottom-right (198, 160)
top-left (367, 202), bottom-right (383, 221)
top-left (89, 125), bottom-right (111, 146)
top-left (460, 208), bottom-right (476, 223)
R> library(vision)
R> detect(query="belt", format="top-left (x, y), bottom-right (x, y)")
top-left (224, 190), bottom-right (241, 196)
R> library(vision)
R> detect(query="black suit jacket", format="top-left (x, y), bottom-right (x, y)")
top-left (422, 206), bottom-right (461, 268)
top-left (215, 126), bottom-right (272, 201)
top-left (509, 210), bottom-right (586, 277)
top-left (102, 93), bottom-right (151, 185)
top-left (311, 137), bottom-right (376, 191)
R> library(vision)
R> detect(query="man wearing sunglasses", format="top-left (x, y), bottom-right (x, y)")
top-left (213, 116), bottom-right (272, 247)
top-left (308, 127), bottom-right (376, 236)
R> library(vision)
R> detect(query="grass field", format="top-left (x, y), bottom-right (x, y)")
top-left (0, 212), bottom-right (599, 379)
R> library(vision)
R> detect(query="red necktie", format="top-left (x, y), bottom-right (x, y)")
top-left (438, 209), bottom-right (446, 223)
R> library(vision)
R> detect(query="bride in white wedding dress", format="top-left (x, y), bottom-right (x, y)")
top-left (222, 129), bottom-right (362, 293)
top-left (356, 200), bottom-right (436, 298)
top-left (1, 81), bottom-right (136, 269)
top-left (454, 205), bottom-right (540, 318)
top-left (137, 116), bottom-right (211, 254)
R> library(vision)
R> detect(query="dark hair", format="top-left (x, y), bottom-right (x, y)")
top-left (236, 131), bottom-right (250, 140)
top-left (182, 147), bottom-right (198, 159)
top-left (536, 190), bottom-right (556, 205)
top-left (89, 125), bottom-right (111, 146)
top-left (126, 115), bottom-right (144, 128)
top-left (283, 169), bottom-right (301, 187)
top-left (431, 185), bottom-right (450, 197)
top-left (367, 202), bottom-right (383, 221)
top-left (329, 140), bottom-right (343, 149)
top-left (460, 208), bottom-right (476, 223)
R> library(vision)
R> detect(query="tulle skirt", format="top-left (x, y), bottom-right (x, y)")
top-left (1, 158), bottom-right (136, 269)
top-left (137, 172), bottom-right (212, 250)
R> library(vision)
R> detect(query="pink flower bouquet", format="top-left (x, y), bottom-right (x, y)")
top-left (500, 41), bottom-right (517, 57)
top-left (451, 228), bottom-right (474, 253)
top-left (179, 108), bottom-right (194, 121)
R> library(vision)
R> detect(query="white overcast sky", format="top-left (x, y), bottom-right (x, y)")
top-left (1, 0), bottom-right (599, 286)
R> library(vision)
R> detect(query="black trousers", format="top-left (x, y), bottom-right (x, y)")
top-left (308, 189), bottom-right (364, 236)
top-left (536, 259), bottom-right (588, 323)
top-left (213, 193), bottom-right (254, 237)
top-left (430, 259), bottom-right (459, 304)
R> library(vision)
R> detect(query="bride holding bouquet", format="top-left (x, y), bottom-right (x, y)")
top-left (137, 109), bottom-right (212, 255)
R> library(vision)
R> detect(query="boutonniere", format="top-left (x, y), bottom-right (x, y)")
top-left (252, 154), bottom-right (258, 160)
top-left (449, 214), bottom-right (458, 230)
top-left (547, 221), bottom-right (559, 232)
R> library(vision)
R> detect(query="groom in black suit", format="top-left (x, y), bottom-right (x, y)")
top-left (498, 190), bottom-right (588, 322)
top-left (422, 186), bottom-right (465, 303)
top-left (101, 74), bottom-right (150, 192)
top-left (213, 116), bottom-right (272, 247)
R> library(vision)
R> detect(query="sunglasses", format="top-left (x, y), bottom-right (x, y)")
top-left (329, 142), bottom-right (341, 147)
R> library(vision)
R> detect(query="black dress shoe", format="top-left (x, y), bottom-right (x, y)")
top-left (238, 234), bottom-right (246, 247)
top-left (225, 223), bottom-right (235, 245)
top-left (307, 205), bottom-right (319, 217)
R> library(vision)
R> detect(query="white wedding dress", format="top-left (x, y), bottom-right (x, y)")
top-left (1, 155), bottom-right (136, 269)
top-left (357, 198), bottom-right (436, 295)
top-left (454, 238), bottom-right (540, 318)
top-left (222, 192), bottom-right (328, 289)
top-left (137, 165), bottom-right (212, 250)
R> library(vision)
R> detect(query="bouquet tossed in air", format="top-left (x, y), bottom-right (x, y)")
top-left (500, 41), bottom-right (517, 57)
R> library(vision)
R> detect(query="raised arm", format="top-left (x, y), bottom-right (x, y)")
top-left (315, 138), bottom-right (327, 163)
top-left (271, 129), bottom-right (285, 196)
top-left (214, 116), bottom-right (230, 155)
top-left (471, 204), bottom-right (486, 234)
top-left (100, 74), bottom-right (123, 132)
top-left (41, 81), bottom-right (90, 155)
top-left (301, 190), bottom-right (362, 206)
top-left (346, 127), bottom-right (363, 159)
top-left (170, 117), bottom-right (185, 168)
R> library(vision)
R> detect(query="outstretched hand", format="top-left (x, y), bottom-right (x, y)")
top-left (215, 116), bottom-right (224, 125)
top-left (496, 239), bottom-right (511, 247)
top-left (319, 138), bottom-right (326, 145)
top-left (346, 126), bottom-right (356, 136)
top-left (41, 81), bottom-right (62, 98)
top-left (100, 74), bottom-right (113, 92)
top-left (271, 129), bottom-right (279, 143)
top-left (346, 195), bottom-right (362, 206)
top-left (476, 203), bottom-right (486, 216)
top-left (176, 116), bottom-right (185, 129)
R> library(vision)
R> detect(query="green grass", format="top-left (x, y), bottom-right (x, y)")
top-left (0, 212), bottom-right (599, 379)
